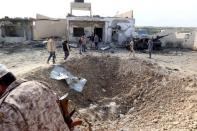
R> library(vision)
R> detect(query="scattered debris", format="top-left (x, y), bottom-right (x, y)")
top-left (69, 43), bottom-right (78, 48)
top-left (166, 67), bottom-right (180, 71)
top-left (100, 46), bottom-right (111, 51)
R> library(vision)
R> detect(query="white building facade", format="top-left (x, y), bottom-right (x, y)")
top-left (67, 16), bottom-right (135, 44)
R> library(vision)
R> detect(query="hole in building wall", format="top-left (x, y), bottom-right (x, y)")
top-left (73, 27), bottom-right (84, 37)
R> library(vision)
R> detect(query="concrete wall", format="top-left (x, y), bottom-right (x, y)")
top-left (71, 2), bottom-right (91, 11)
top-left (0, 29), bottom-right (3, 42)
top-left (160, 29), bottom-right (197, 50)
top-left (159, 30), bottom-right (184, 48)
top-left (182, 32), bottom-right (195, 49)
top-left (0, 29), bottom-right (1, 36)
top-left (24, 22), bottom-right (33, 40)
top-left (2, 37), bottom-right (26, 43)
top-left (193, 32), bottom-right (197, 50)
top-left (33, 14), bottom-right (67, 40)
top-left (0, 20), bottom-right (33, 43)
top-left (114, 10), bottom-right (133, 18)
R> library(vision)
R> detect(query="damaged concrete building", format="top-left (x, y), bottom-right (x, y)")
top-left (0, 17), bottom-right (33, 43)
top-left (1, 0), bottom-right (135, 44)
top-left (67, 0), bottom-right (135, 44)
top-left (159, 29), bottom-right (197, 50)
top-left (67, 16), bottom-right (135, 44)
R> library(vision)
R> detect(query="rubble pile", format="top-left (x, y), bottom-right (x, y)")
top-left (23, 56), bottom-right (196, 130)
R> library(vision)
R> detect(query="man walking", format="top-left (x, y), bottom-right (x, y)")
top-left (147, 38), bottom-right (153, 58)
top-left (62, 40), bottom-right (70, 60)
top-left (0, 64), bottom-right (70, 131)
top-left (47, 37), bottom-right (56, 64)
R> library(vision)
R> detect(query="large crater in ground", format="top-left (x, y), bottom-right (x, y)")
top-left (23, 56), bottom-right (191, 130)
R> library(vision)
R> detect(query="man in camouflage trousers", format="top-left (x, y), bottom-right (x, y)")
top-left (0, 64), bottom-right (69, 131)
top-left (147, 38), bottom-right (153, 59)
top-left (129, 39), bottom-right (135, 58)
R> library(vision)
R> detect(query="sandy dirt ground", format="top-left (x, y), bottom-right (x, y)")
top-left (2, 46), bottom-right (197, 130)
top-left (1, 47), bottom-right (197, 76)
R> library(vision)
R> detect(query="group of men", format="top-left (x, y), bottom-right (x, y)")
top-left (46, 35), bottom-right (154, 65)
top-left (129, 38), bottom-right (154, 59)
top-left (91, 34), bottom-right (99, 50)
top-left (46, 34), bottom-right (100, 64)
top-left (46, 37), bottom-right (70, 64)
top-left (79, 35), bottom-right (87, 54)
top-left (79, 34), bottom-right (100, 54)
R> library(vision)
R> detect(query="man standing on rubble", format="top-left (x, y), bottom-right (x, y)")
top-left (47, 37), bottom-right (56, 64)
top-left (82, 35), bottom-right (87, 52)
top-left (94, 34), bottom-right (99, 50)
top-left (87, 33), bottom-right (94, 49)
top-left (129, 38), bottom-right (135, 58)
top-left (79, 35), bottom-right (87, 54)
top-left (79, 36), bottom-right (83, 54)
top-left (147, 38), bottom-right (153, 58)
top-left (0, 64), bottom-right (70, 131)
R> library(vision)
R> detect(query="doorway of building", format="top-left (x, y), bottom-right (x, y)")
top-left (94, 28), bottom-right (103, 42)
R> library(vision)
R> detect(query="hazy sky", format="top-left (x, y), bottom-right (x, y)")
top-left (0, 0), bottom-right (197, 27)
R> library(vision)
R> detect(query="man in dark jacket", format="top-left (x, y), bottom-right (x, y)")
top-left (62, 40), bottom-right (70, 60)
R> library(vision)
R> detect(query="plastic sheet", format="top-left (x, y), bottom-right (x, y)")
top-left (50, 65), bottom-right (87, 92)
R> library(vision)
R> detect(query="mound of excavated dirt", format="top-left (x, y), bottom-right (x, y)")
top-left (22, 55), bottom-right (197, 130)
